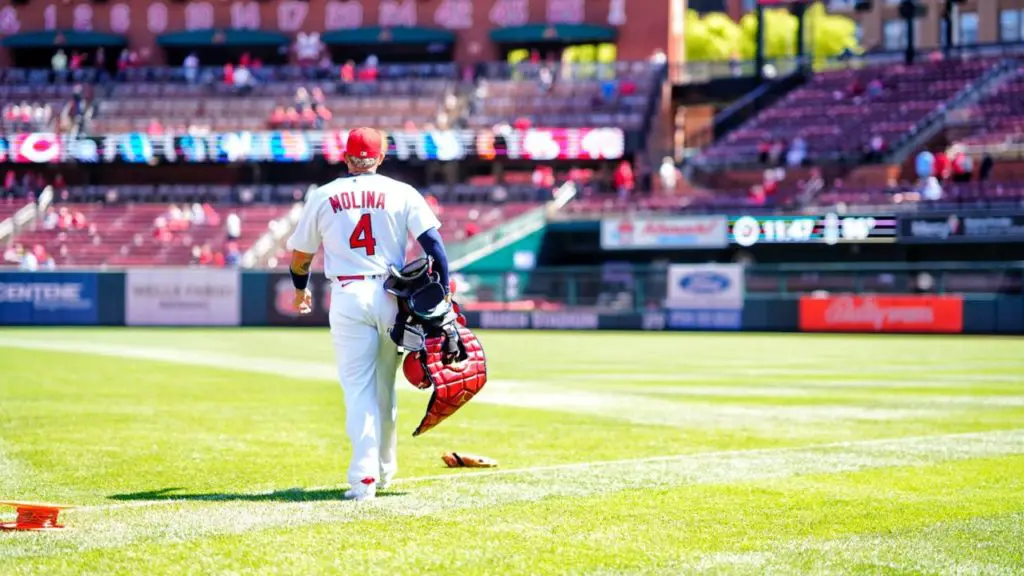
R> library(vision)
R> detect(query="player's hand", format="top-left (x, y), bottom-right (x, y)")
top-left (293, 288), bottom-right (312, 315)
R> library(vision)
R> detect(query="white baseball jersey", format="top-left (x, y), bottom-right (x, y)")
top-left (286, 173), bottom-right (441, 278)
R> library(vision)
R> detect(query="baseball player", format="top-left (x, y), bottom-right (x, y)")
top-left (286, 127), bottom-right (450, 501)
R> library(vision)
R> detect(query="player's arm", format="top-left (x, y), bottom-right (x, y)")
top-left (407, 188), bottom-right (448, 293)
top-left (286, 192), bottom-right (323, 315)
top-left (289, 250), bottom-right (315, 314)
top-left (417, 228), bottom-right (449, 294)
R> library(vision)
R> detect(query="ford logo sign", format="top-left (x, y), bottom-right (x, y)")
top-left (680, 272), bottom-right (730, 294)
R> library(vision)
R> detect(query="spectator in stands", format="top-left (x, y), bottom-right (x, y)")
top-left (268, 106), bottom-right (287, 129)
top-left (94, 47), bottom-right (108, 82)
top-left (52, 49), bottom-right (68, 83)
top-left (225, 242), bottom-right (242, 267)
top-left (318, 52), bottom-right (333, 81)
top-left (18, 245), bottom-right (39, 271)
top-left (491, 185), bottom-right (508, 205)
top-left (184, 52), bottom-right (199, 84)
top-left (116, 48), bottom-right (130, 80)
top-left (223, 63), bottom-right (235, 87)
top-left (867, 78), bottom-right (884, 98)
top-left (69, 51), bottom-right (87, 82)
top-left (60, 85), bottom-right (92, 137)
top-left (147, 118), bottom-right (164, 136)
top-left (3, 170), bottom-right (16, 199)
top-left (539, 66), bottom-right (554, 94)
top-left (650, 49), bottom-right (667, 66)
top-left (950, 146), bottom-right (973, 183)
top-left (294, 87), bottom-right (311, 112)
top-left (979, 154), bottom-right (994, 183)
top-left (153, 217), bottom-right (173, 243)
top-left (921, 176), bottom-right (944, 201)
top-left (234, 64), bottom-right (253, 95)
top-left (658, 157), bottom-right (679, 195)
top-left (600, 78), bottom-right (618, 104)
top-left (614, 160), bottom-right (635, 203)
top-left (3, 243), bottom-right (22, 265)
top-left (749, 184), bottom-right (766, 206)
top-left (226, 212), bottom-right (241, 241)
top-left (864, 135), bottom-right (886, 162)
top-left (362, 54), bottom-right (379, 81)
top-left (532, 165), bottom-right (555, 201)
top-left (787, 137), bottom-right (807, 167)
top-left (932, 149), bottom-right (949, 181)
top-left (340, 60), bottom-right (355, 90)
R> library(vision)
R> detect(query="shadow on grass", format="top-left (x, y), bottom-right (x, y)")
top-left (108, 486), bottom-right (408, 503)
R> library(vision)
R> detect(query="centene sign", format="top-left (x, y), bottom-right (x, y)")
top-left (0, 282), bottom-right (84, 306)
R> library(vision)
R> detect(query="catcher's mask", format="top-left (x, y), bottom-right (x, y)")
top-left (385, 257), bottom-right (451, 322)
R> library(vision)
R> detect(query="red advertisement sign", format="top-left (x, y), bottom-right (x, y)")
top-left (799, 295), bottom-right (964, 334)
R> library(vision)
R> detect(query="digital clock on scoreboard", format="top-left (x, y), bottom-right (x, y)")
top-left (728, 214), bottom-right (898, 247)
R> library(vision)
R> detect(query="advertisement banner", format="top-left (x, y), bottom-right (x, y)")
top-left (664, 264), bottom-right (745, 330)
top-left (601, 215), bottom-right (728, 250)
top-left (898, 213), bottom-right (1024, 243)
top-left (1, 128), bottom-right (627, 164)
top-left (799, 295), bottom-right (964, 333)
top-left (0, 273), bottom-right (98, 325)
top-left (126, 269), bottom-right (240, 326)
top-left (266, 274), bottom-right (333, 326)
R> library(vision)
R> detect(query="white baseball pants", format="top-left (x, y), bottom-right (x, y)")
top-left (328, 277), bottom-right (400, 489)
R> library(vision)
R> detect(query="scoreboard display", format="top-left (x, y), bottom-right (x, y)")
top-left (728, 214), bottom-right (899, 247)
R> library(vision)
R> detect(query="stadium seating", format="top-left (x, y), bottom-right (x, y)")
top-left (697, 58), bottom-right (1002, 166)
top-left (949, 66), bottom-right (1024, 147)
top-left (11, 201), bottom-right (292, 267)
top-left (468, 61), bottom-right (660, 130)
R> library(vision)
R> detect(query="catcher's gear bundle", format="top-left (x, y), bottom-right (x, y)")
top-left (386, 258), bottom-right (487, 436)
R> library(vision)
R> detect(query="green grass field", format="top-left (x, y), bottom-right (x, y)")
top-left (0, 329), bottom-right (1022, 575)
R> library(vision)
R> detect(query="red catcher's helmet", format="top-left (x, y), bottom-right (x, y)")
top-left (403, 353), bottom-right (429, 389)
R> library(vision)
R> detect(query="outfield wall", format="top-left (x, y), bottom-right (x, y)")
top-left (1, 269), bottom-right (1022, 334)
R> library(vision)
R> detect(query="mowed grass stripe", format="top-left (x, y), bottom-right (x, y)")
top-left (1, 427), bottom-right (1018, 562)
top-left (4, 453), bottom-right (1022, 574)
top-left (1, 339), bottom-right (1020, 437)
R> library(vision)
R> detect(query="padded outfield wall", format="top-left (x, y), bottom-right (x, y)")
top-left (0, 268), bottom-right (1021, 334)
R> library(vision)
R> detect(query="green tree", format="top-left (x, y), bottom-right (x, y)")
top-left (685, 3), bottom-right (860, 63)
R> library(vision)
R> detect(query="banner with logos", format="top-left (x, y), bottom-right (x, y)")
top-left (664, 264), bottom-right (744, 329)
top-left (898, 213), bottom-right (1024, 243)
top-left (799, 295), bottom-right (964, 333)
top-left (601, 215), bottom-right (728, 250)
top-left (0, 273), bottom-right (98, 325)
top-left (0, 128), bottom-right (626, 165)
top-left (266, 274), bottom-right (334, 326)
top-left (125, 269), bottom-right (240, 326)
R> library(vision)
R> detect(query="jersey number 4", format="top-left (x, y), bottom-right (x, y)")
top-left (349, 213), bottom-right (377, 256)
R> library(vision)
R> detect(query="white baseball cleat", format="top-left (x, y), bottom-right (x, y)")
top-left (344, 477), bottom-right (376, 501)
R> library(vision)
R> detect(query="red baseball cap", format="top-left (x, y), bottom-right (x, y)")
top-left (346, 127), bottom-right (384, 159)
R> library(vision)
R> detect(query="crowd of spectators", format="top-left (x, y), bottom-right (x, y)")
top-left (267, 86), bottom-right (333, 129)
top-left (145, 202), bottom-right (244, 268)
top-left (3, 242), bottom-right (55, 271)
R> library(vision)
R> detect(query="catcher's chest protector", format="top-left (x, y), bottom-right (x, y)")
top-left (410, 326), bottom-right (487, 436)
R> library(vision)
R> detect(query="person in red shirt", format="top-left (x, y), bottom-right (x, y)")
top-left (340, 60), bottom-right (355, 84)
top-left (933, 150), bottom-right (949, 180)
top-left (147, 118), bottom-right (164, 135)
top-left (239, 52), bottom-right (251, 68)
top-left (223, 63), bottom-right (235, 86)
top-left (513, 117), bottom-right (531, 131)
top-left (212, 251), bottom-right (226, 268)
top-left (464, 221), bottom-right (480, 238)
top-left (269, 106), bottom-right (286, 129)
top-left (613, 160), bottom-right (635, 202)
